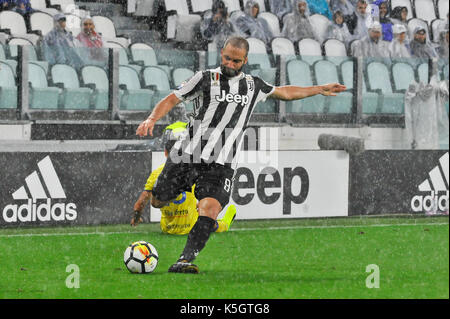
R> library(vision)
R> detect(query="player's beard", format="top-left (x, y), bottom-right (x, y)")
top-left (220, 64), bottom-right (242, 78)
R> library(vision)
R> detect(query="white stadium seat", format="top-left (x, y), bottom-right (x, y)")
top-left (413, 0), bottom-right (437, 25)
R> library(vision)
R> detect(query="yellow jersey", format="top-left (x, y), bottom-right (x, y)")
top-left (145, 164), bottom-right (198, 235)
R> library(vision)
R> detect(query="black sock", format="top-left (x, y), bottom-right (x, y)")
top-left (178, 216), bottom-right (216, 263)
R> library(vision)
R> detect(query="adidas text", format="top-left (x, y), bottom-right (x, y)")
top-left (2, 199), bottom-right (77, 223)
top-left (411, 191), bottom-right (449, 212)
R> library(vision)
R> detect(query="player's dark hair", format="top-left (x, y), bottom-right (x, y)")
top-left (223, 37), bottom-right (249, 57)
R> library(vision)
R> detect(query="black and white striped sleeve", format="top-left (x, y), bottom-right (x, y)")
top-left (254, 77), bottom-right (276, 103)
top-left (173, 71), bottom-right (204, 102)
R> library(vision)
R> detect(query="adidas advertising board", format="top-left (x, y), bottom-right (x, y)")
top-left (150, 151), bottom-right (349, 221)
top-left (349, 151), bottom-right (449, 215)
top-left (0, 152), bottom-right (151, 227)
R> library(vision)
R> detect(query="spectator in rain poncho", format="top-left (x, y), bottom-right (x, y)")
top-left (329, 0), bottom-right (355, 17)
top-left (352, 21), bottom-right (389, 58)
top-left (345, 0), bottom-right (372, 39)
top-left (410, 26), bottom-right (438, 60)
top-left (404, 76), bottom-right (449, 149)
top-left (437, 29), bottom-right (449, 61)
top-left (200, 0), bottom-right (237, 51)
top-left (0, 0), bottom-right (13, 11)
top-left (75, 17), bottom-right (107, 68)
top-left (268, 0), bottom-right (292, 20)
top-left (388, 24), bottom-right (411, 59)
top-left (234, 0), bottom-right (273, 45)
top-left (282, 0), bottom-right (318, 43)
top-left (306, 0), bottom-right (332, 20)
top-left (374, 0), bottom-right (393, 42)
top-left (12, 0), bottom-right (34, 15)
top-left (390, 6), bottom-right (409, 42)
top-left (326, 10), bottom-right (354, 46)
top-left (43, 13), bottom-right (83, 70)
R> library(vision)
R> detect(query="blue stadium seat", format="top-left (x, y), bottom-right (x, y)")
top-left (28, 62), bottom-right (60, 109)
top-left (286, 59), bottom-right (325, 113)
top-left (366, 61), bottom-right (404, 114)
top-left (314, 60), bottom-right (353, 113)
top-left (119, 65), bottom-right (154, 111)
top-left (81, 65), bottom-right (109, 110)
top-left (51, 64), bottom-right (93, 109)
top-left (0, 61), bottom-right (17, 109)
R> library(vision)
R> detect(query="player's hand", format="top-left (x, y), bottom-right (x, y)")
top-left (136, 117), bottom-right (156, 137)
top-left (130, 211), bottom-right (143, 227)
top-left (320, 83), bottom-right (347, 96)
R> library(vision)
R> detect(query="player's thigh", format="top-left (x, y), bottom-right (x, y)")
top-left (194, 165), bottom-right (234, 212)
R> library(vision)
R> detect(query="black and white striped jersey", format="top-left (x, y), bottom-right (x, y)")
top-left (172, 67), bottom-right (275, 168)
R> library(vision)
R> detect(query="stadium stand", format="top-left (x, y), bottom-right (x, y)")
top-left (29, 11), bottom-right (54, 36)
top-left (437, 0), bottom-right (449, 19)
top-left (29, 0), bottom-right (60, 16)
top-left (28, 62), bottom-right (60, 109)
top-left (413, 0), bottom-right (437, 25)
top-left (308, 13), bottom-right (331, 43)
top-left (258, 11), bottom-right (281, 37)
top-left (0, 10), bottom-right (40, 45)
top-left (142, 65), bottom-right (172, 105)
top-left (271, 37), bottom-right (296, 61)
top-left (323, 38), bottom-right (348, 65)
top-left (119, 64), bottom-right (154, 111)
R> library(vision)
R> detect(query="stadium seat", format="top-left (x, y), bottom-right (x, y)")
top-left (313, 60), bottom-right (353, 113)
top-left (129, 43), bottom-right (171, 76)
top-left (417, 62), bottom-right (429, 83)
top-left (0, 42), bottom-right (18, 75)
top-left (366, 61), bottom-right (404, 114)
top-left (163, 0), bottom-right (202, 42)
top-left (0, 61), bottom-right (17, 109)
top-left (29, 12), bottom-right (54, 37)
top-left (407, 18), bottom-right (430, 41)
top-left (49, 0), bottom-right (88, 17)
top-left (308, 14), bottom-right (331, 43)
top-left (391, 61), bottom-right (417, 91)
top-left (172, 67), bottom-right (194, 111)
top-left (81, 65), bottom-right (109, 110)
top-left (340, 60), bottom-right (380, 114)
top-left (443, 64), bottom-right (449, 80)
top-left (119, 65), bottom-right (154, 110)
top-left (222, 0), bottom-right (242, 12)
top-left (104, 42), bottom-right (143, 74)
top-left (258, 12), bottom-right (281, 37)
top-left (390, 0), bottom-right (413, 20)
top-left (297, 38), bottom-right (323, 65)
top-left (142, 66), bottom-right (172, 105)
top-left (0, 11), bottom-right (40, 46)
top-left (413, 0), bottom-right (436, 25)
top-left (271, 37), bottom-right (296, 62)
top-left (206, 41), bottom-right (218, 68)
top-left (323, 38), bottom-right (348, 65)
top-left (66, 14), bottom-right (81, 37)
top-left (437, 0), bottom-right (449, 19)
top-left (51, 64), bottom-right (92, 109)
top-left (246, 37), bottom-right (276, 85)
top-left (30, 0), bottom-right (60, 16)
top-left (286, 59), bottom-right (325, 113)
top-left (190, 0), bottom-right (213, 14)
top-left (92, 16), bottom-right (130, 49)
top-left (130, 0), bottom-right (157, 17)
top-left (28, 62), bottom-right (60, 109)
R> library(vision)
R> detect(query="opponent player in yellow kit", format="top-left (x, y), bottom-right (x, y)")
top-left (130, 122), bottom-right (236, 235)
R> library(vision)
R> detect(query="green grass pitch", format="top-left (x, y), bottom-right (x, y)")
top-left (0, 216), bottom-right (448, 299)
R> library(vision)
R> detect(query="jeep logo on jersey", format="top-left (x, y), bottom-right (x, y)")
top-left (410, 152), bottom-right (449, 213)
top-left (215, 90), bottom-right (250, 105)
top-left (2, 155), bottom-right (77, 223)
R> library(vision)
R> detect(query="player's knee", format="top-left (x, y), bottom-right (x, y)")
top-left (197, 198), bottom-right (222, 219)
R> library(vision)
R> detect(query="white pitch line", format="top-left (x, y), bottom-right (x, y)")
top-left (0, 222), bottom-right (448, 238)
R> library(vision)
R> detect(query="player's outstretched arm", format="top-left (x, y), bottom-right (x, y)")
top-left (136, 93), bottom-right (182, 137)
top-left (270, 83), bottom-right (347, 101)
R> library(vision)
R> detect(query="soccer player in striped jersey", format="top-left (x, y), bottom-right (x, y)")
top-left (130, 122), bottom-right (237, 235)
top-left (136, 36), bottom-right (346, 273)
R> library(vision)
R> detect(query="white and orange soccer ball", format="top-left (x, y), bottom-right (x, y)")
top-left (123, 241), bottom-right (159, 274)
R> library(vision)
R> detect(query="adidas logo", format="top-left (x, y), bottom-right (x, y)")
top-left (411, 152), bottom-right (449, 212)
top-left (2, 156), bottom-right (77, 223)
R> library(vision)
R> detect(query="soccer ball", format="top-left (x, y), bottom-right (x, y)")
top-left (123, 241), bottom-right (159, 274)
